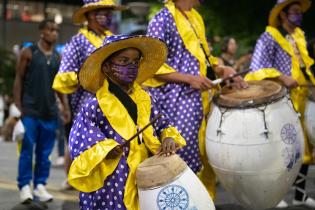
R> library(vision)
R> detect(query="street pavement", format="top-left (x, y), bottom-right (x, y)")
top-left (0, 141), bottom-right (314, 210)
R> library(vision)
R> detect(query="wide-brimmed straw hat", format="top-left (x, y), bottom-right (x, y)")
top-left (269, 0), bottom-right (311, 27)
top-left (73, 0), bottom-right (126, 24)
top-left (79, 35), bottom-right (168, 93)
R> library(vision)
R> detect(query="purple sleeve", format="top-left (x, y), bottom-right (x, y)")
top-left (59, 38), bottom-right (81, 73)
top-left (147, 10), bottom-right (167, 42)
top-left (69, 98), bottom-right (107, 160)
top-left (250, 32), bottom-right (276, 72)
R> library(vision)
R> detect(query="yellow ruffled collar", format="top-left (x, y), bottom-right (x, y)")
top-left (79, 27), bottom-right (113, 48)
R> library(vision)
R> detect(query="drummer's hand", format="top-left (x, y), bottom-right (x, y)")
top-left (157, 138), bottom-right (179, 157)
top-left (218, 66), bottom-right (248, 89)
top-left (279, 75), bottom-right (298, 89)
top-left (187, 75), bottom-right (213, 91)
top-left (106, 145), bottom-right (123, 160)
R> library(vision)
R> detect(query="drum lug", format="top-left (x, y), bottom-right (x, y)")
top-left (261, 129), bottom-right (270, 139)
top-left (217, 128), bottom-right (223, 136)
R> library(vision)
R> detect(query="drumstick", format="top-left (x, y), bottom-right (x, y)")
top-left (212, 69), bottom-right (251, 85)
top-left (186, 69), bottom-right (250, 94)
top-left (121, 114), bottom-right (163, 147)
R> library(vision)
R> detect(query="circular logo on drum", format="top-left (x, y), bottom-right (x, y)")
top-left (281, 124), bottom-right (297, 144)
top-left (157, 185), bottom-right (189, 210)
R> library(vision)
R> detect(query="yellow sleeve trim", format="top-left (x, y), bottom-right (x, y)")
top-left (53, 72), bottom-right (78, 94)
top-left (143, 63), bottom-right (177, 88)
top-left (245, 68), bottom-right (282, 81)
top-left (68, 139), bottom-right (121, 193)
top-left (161, 126), bottom-right (186, 147)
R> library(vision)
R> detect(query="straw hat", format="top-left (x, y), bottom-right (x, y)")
top-left (269, 0), bottom-right (311, 27)
top-left (73, 0), bottom-right (126, 24)
top-left (79, 35), bottom-right (168, 93)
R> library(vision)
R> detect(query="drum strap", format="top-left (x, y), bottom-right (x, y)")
top-left (108, 79), bottom-right (141, 144)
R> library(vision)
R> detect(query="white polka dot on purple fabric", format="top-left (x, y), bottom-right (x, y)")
top-left (147, 8), bottom-right (203, 173)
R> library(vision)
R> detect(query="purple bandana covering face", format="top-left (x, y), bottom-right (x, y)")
top-left (111, 63), bottom-right (139, 83)
top-left (288, 13), bottom-right (303, 26)
top-left (96, 13), bottom-right (113, 28)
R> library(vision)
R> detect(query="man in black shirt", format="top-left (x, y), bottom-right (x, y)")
top-left (13, 19), bottom-right (70, 203)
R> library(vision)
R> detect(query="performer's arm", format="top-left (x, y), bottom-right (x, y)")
top-left (56, 92), bottom-right (71, 123)
top-left (13, 47), bottom-right (31, 114)
top-left (155, 73), bottom-right (213, 91)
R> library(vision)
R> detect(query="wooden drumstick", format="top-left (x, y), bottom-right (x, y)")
top-left (186, 69), bottom-right (250, 94)
top-left (121, 114), bottom-right (163, 147)
top-left (212, 69), bottom-right (251, 85)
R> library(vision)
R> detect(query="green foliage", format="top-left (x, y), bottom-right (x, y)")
top-left (0, 48), bottom-right (16, 96)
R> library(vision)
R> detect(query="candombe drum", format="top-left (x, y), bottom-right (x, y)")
top-left (305, 87), bottom-right (315, 145)
top-left (206, 80), bottom-right (304, 209)
top-left (136, 154), bottom-right (215, 210)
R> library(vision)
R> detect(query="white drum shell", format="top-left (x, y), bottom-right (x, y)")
top-left (305, 100), bottom-right (315, 146)
top-left (138, 167), bottom-right (216, 210)
top-left (206, 96), bottom-right (304, 210)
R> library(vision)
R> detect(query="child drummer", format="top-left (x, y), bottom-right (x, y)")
top-left (67, 35), bottom-right (186, 210)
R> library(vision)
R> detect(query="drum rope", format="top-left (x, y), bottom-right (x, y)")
top-left (257, 105), bottom-right (269, 139)
top-left (217, 108), bottom-right (229, 136)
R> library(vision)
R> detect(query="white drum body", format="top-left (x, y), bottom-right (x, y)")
top-left (206, 96), bottom-right (304, 210)
top-left (138, 167), bottom-right (216, 210)
top-left (305, 99), bottom-right (315, 146)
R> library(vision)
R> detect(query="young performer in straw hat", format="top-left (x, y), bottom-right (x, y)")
top-left (67, 35), bottom-right (186, 210)
top-left (143, 0), bottom-right (247, 198)
top-left (246, 0), bottom-right (315, 207)
top-left (52, 0), bottom-right (125, 189)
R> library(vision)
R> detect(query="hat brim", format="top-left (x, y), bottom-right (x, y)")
top-left (73, 4), bottom-right (126, 24)
top-left (79, 36), bottom-right (168, 93)
top-left (269, 0), bottom-right (311, 27)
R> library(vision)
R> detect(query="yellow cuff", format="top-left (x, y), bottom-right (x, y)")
top-left (161, 126), bottom-right (186, 147)
top-left (245, 68), bottom-right (282, 81)
top-left (53, 72), bottom-right (78, 94)
top-left (68, 139), bottom-right (121, 193)
top-left (143, 64), bottom-right (177, 88)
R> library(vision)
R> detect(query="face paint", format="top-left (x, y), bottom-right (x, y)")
top-left (288, 13), bottom-right (303, 26)
top-left (111, 63), bottom-right (139, 83)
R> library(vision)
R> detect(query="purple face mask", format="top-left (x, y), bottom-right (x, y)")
top-left (96, 13), bottom-right (112, 28)
top-left (199, 0), bottom-right (204, 3)
top-left (111, 63), bottom-right (139, 84)
top-left (288, 13), bottom-right (303, 26)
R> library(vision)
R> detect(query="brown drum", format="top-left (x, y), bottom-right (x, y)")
top-left (214, 80), bottom-right (286, 108)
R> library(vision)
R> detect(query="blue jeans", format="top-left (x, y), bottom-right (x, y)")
top-left (17, 117), bottom-right (57, 189)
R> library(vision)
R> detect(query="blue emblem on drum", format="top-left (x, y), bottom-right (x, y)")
top-left (157, 185), bottom-right (189, 210)
top-left (281, 124), bottom-right (297, 144)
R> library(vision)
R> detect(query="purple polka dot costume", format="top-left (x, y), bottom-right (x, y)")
top-left (250, 32), bottom-right (292, 76)
top-left (70, 94), bottom-right (177, 210)
top-left (146, 8), bottom-right (203, 173)
top-left (58, 33), bottom-right (98, 117)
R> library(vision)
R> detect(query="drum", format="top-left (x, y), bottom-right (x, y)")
top-left (206, 80), bottom-right (304, 210)
top-left (136, 154), bottom-right (215, 210)
top-left (305, 87), bottom-right (315, 145)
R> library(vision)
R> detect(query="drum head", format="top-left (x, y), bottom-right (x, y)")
top-left (136, 155), bottom-right (187, 189)
top-left (214, 80), bottom-right (286, 108)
